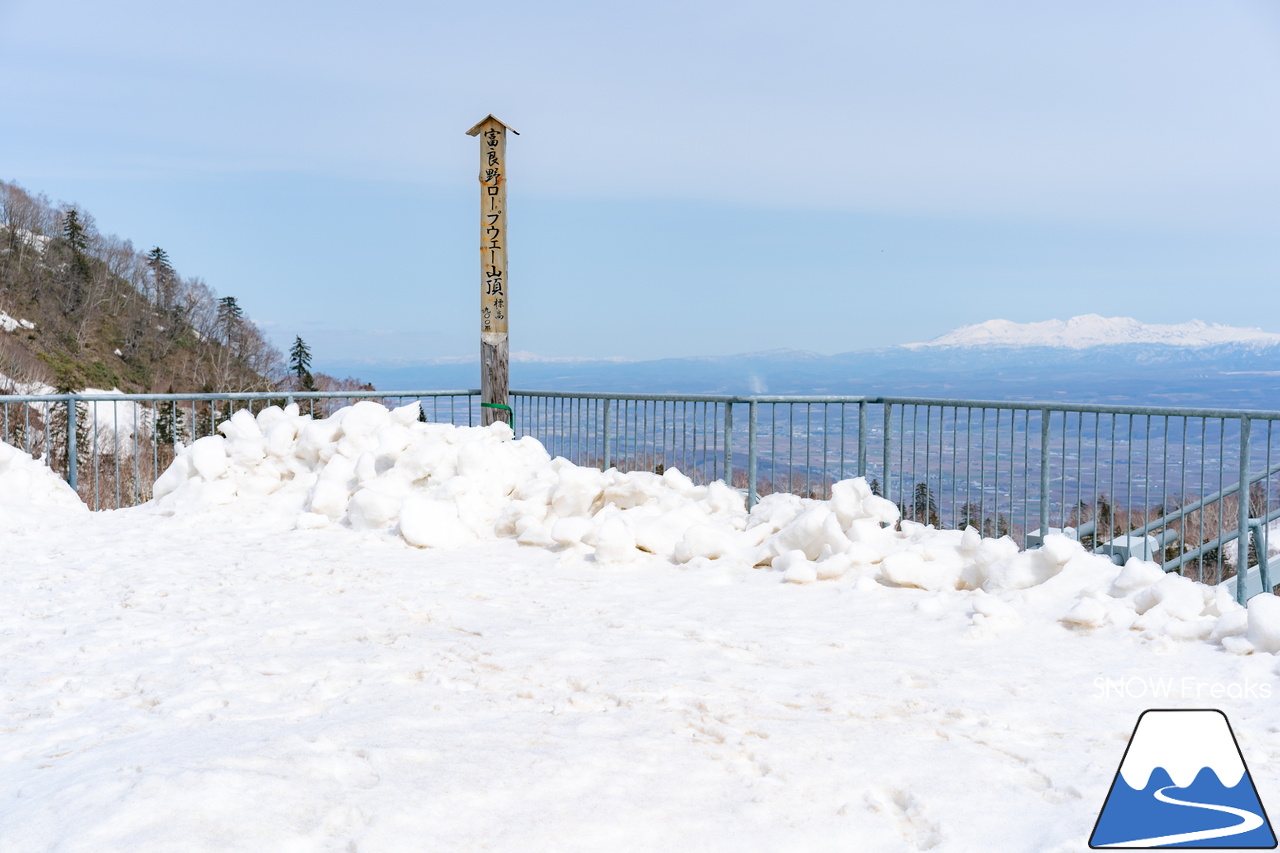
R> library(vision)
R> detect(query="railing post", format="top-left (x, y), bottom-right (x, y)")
top-left (722, 402), bottom-right (733, 486)
top-left (1039, 408), bottom-right (1050, 543)
top-left (602, 398), bottom-right (613, 471)
top-left (66, 394), bottom-right (78, 491)
top-left (1254, 519), bottom-right (1273, 595)
top-left (857, 400), bottom-right (868, 478)
top-left (882, 402), bottom-right (893, 501)
top-left (747, 400), bottom-right (758, 511)
top-left (1237, 416), bottom-right (1252, 603)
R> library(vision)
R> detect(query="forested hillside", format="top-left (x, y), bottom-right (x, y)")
top-left (0, 179), bottom-right (361, 394)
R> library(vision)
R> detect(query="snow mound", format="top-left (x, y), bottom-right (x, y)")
top-left (0, 441), bottom-right (86, 514)
top-left (1247, 594), bottom-right (1280, 654)
top-left (147, 401), bottom-right (748, 558)
top-left (139, 402), bottom-right (1266, 653)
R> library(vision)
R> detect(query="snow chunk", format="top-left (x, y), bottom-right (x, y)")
top-left (776, 550), bottom-right (817, 584)
top-left (399, 496), bottom-right (471, 549)
top-left (982, 550), bottom-right (1058, 592)
top-left (1247, 593), bottom-right (1280, 654)
top-left (1210, 608), bottom-right (1249, 644)
top-left (1133, 573), bottom-right (1206, 622)
top-left (1038, 532), bottom-right (1084, 567)
top-left (674, 523), bottom-right (745, 563)
top-left (1109, 560), bottom-right (1165, 596)
top-left (881, 548), bottom-right (965, 591)
top-left (593, 515), bottom-right (639, 564)
top-left (189, 436), bottom-right (230, 481)
top-left (1060, 597), bottom-right (1109, 629)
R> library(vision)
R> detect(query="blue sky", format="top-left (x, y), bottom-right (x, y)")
top-left (2, 0), bottom-right (1278, 369)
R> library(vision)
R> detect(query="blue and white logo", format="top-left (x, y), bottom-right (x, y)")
top-left (1091, 709), bottom-right (1276, 848)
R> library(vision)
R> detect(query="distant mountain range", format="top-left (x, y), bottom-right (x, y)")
top-left (323, 315), bottom-right (1280, 410)
top-left (904, 314), bottom-right (1280, 350)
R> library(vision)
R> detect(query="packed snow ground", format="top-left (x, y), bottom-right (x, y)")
top-left (4, 404), bottom-right (1280, 851)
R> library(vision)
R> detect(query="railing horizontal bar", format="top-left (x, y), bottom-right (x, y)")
top-left (11, 389), bottom-right (1280, 421)
top-left (1, 390), bottom-right (481, 404)
top-left (511, 389), bottom-right (749, 404)
top-left (1163, 504), bottom-right (1280, 573)
top-left (714, 395), bottom-right (877, 405)
top-left (515, 392), bottom-right (1280, 420)
top-left (874, 396), bottom-right (1280, 420)
top-left (1124, 457), bottom-right (1280, 539)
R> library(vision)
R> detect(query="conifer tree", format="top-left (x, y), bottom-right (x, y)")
top-left (145, 246), bottom-right (175, 309)
top-left (62, 208), bottom-right (92, 284)
top-left (63, 208), bottom-right (84, 248)
top-left (155, 384), bottom-right (180, 445)
top-left (956, 502), bottom-right (983, 531)
top-left (49, 369), bottom-right (90, 476)
top-left (909, 481), bottom-right (940, 527)
top-left (288, 335), bottom-right (316, 391)
top-left (216, 296), bottom-right (244, 349)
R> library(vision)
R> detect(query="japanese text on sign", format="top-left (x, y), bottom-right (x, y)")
top-left (478, 123), bottom-right (507, 334)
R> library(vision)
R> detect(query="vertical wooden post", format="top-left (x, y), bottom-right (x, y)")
top-left (466, 114), bottom-right (518, 426)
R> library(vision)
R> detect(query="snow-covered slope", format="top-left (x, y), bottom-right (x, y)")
top-left (906, 315), bottom-right (1280, 350)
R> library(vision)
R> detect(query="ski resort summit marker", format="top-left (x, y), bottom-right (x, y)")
top-left (466, 114), bottom-right (517, 427)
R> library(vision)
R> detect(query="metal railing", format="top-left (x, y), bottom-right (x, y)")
top-left (510, 391), bottom-right (1280, 601)
top-left (1, 390), bottom-right (479, 511)
top-left (4, 388), bottom-right (1278, 600)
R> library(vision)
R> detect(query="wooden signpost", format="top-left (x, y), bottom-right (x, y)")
top-left (466, 114), bottom-right (518, 426)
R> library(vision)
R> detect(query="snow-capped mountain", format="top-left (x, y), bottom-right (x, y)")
top-left (906, 315), bottom-right (1280, 350)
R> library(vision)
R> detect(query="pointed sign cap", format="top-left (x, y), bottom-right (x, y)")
top-left (466, 114), bottom-right (519, 136)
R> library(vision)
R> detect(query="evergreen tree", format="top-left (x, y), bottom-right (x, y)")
top-left (62, 207), bottom-right (92, 288)
top-left (1096, 494), bottom-right (1114, 538)
top-left (288, 335), bottom-right (315, 391)
top-left (956, 502), bottom-right (983, 531)
top-left (195, 383), bottom-right (219, 436)
top-left (216, 296), bottom-right (244, 349)
top-left (49, 369), bottom-right (90, 477)
top-left (984, 513), bottom-right (1010, 538)
top-left (145, 246), bottom-right (176, 309)
top-left (62, 208), bottom-right (88, 255)
top-left (155, 384), bottom-right (180, 446)
top-left (910, 481), bottom-right (940, 527)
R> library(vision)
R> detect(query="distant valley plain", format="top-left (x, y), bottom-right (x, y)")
top-left (328, 343), bottom-right (1280, 412)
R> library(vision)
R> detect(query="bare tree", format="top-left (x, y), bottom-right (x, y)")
top-left (0, 183), bottom-right (52, 284)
